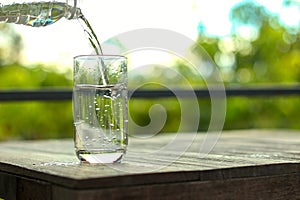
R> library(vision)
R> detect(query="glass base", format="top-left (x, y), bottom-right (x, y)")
top-left (76, 149), bottom-right (125, 164)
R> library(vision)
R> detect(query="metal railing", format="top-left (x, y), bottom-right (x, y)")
top-left (1, 85), bottom-right (300, 101)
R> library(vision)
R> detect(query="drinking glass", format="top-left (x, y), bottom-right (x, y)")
top-left (73, 55), bottom-right (128, 164)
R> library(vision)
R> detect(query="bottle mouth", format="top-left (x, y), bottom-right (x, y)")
top-left (70, 7), bottom-right (83, 19)
top-left (66, 0), bottom-right (82, 19)
top-left (65, 6), bottom-right (82, 19)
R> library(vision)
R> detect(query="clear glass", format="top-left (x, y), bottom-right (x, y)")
top-left (73, 55), bottom-right (128, 164)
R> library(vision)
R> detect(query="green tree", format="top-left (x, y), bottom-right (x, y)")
top-left (195, 1), bottom-right (300, 84)
top-left (191, 1), bottom-right (300, 130)
top-left (129, 1), bottom-right (300, 132)
top-left (0, 24), bottom-right (74, 140)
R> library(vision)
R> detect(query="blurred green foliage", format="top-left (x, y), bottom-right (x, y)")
top-left (0, 63), bottom-right (73, 140)
top-left (0, 24), bottom-right (22, 65)
top-left (197, 1), bottom-right (300, 84)
top-left (0, 1), bottom-right (300, 140)
top-left (129, 1), bottom-right (300, 133)
top-left (0, 24), bottom-right (74, 140)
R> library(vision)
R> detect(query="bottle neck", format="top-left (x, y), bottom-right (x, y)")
top-left (65, 0), bottom-right (82, 19)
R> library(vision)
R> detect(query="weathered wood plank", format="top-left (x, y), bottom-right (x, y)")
top-left (0, 171), bottom-right (16, 200)
top-left (0, 129), bottom-right (300, 195)
top-left (52, 172), bottom-right (300, 200)
top-left (16, 177), bottom-right (51, 200)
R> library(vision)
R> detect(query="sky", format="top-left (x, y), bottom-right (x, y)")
top-left (12, 0), bottom-right (299, 71)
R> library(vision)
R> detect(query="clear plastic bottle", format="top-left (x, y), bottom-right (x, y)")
top-left (0, 0), bottom-right (82, 27)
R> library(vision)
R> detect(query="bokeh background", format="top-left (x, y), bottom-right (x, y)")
top-left (0, 0), bottom-right (300, 140)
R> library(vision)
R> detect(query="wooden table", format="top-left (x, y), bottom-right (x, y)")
top-left (1, 130), bottom-right (300, 200)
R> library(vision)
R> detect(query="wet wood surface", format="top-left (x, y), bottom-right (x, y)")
top-left (1, 130), bottom-right (300, 199)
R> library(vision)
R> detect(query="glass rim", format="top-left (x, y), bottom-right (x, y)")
top-left (74, 54), bottom-right (127, 60)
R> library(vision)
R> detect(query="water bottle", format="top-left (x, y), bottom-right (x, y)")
top-left (0, 0), bottom-right (81, 27)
